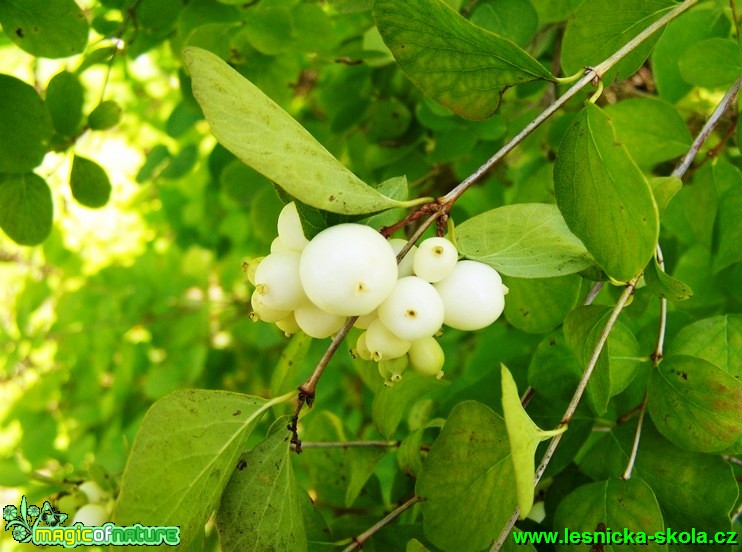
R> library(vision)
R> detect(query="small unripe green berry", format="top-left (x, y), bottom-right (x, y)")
top-left (378, 355), bottom-right (409, 385)
top-left (277, 202), bottom-right (309, 252)
top-left (294, 302), bottom-right (345, 339)
top-left (354, 331), bottom-right (373, 361)
top-left (413, 237), bottom-right (458, 282)
top-left (408, 336), bottom-right (445, 377)
top-left (275, 313), bottom-right (300, 336)
top-left (245, 256), bottom-right (265, 286)
top-left (365, 319), bottom-right (410, 361)
top-left (377, 276), bottom-right (444, 341)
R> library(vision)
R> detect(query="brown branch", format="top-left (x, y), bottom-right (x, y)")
top-left (342, 496), bottom-right (422, 552)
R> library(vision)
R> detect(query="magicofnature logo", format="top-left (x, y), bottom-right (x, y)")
top-left (3, 496), bottom-right (180, 547)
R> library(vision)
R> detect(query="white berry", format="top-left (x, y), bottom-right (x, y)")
top-left (354, 309), bottom-right (378, 330)
top-left (413, 237), bottom-right (458, 283)
top-left (294, 302), bottom-right (346, 339)
top-left (72, 504), bottom-right (108, 526)
top-left (245, 256), bottom-right (264, 286)
top-left (354, 331), bottom-right (373, 361)
top-left (254, 251), bottom-right (307, 311)
top-left (377, 276), bottom-right (444, 341)
top-left (275, 313), bottom-right (300, 336)
top-left (389, 239), bottom-right (417, 278)
top-left (408, 336), bottom-right (445, 377)
top-left (250, 291), bottom-right (291, 323)
top-left (277, 202), bottom-right (309, 252)
top-left (78, 481), bottom-right (107, 504)
top-left (299, 224), bottom-right (398, 316)
top-left (365, 319), bottom-right (410, 361)
top-left (435, 260), bottom-right (505, 331)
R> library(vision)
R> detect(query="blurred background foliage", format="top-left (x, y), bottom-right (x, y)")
top-left (1, 0), bottom-right (741, 550)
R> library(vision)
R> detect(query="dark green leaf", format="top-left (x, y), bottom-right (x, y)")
top-left (648, 355), bottom-right (742, 453)
top-left (372, 373), bottom-right (447, 439)
top-left (713, 185), bottom-right (742, 273)
top-left (270, 332), bottom-right (313, 396)
top-left (0, 173), bottom-right (53, 246)
top-left (456, 203), bottom-right (593, 278)
top-left (469, 0), bottom-right (538, 47)
top-left (528, 332), bottom-right (582, 402)
top-left (416, 401), bottom-right (517, 552)
top-left (70, 155), bottom-right (112, 208)
top-left (0, 74), bottom-right (53, 173)
top-left (554, 103), bottom-right (659, 281)
top-left (217, 419), bottom-right (308, 552)
top-left (183, 47), bottom-right (414, 214)
top-left (561, 0), bottom-right (676, 83)
top-left (237, 7), bottom-right (293, 55)
top-left (113, 390), bottom-right (270, 549)
top-left (603, 98), bottom-right (692, 168)
top-left (553, 478), bottom-right (666, 552)
top-left (0, 0), bottom-right (88, 58)
top-left (45, 71), bottom-right (84, 137)
top-left (644, 256), bottom-right (693, 301)
top-left (373, 0), bottom-right (553, 121)
top-left (678, 38), bottom-right (742, 89)
top-left (88, 101), bottom-right (122, 131)
top-left (503, 274), bottom-right (582, 334)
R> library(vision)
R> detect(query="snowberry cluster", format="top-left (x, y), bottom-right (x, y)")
top-left (247, 202), bottom-right (508, 384)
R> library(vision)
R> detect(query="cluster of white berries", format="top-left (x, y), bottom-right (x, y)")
top-left (69, 481), bottom-right (113, 526)
top-left (247, 202), bottom-right (508, 384)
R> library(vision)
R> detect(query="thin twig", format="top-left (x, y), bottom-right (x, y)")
top-left (583, 281), bottom-right (604, 306)
top-left (652, 244), bottom-right (668, 363)
top-left (621, 395), bottom-right (647, 480)
top-left (492, 277), bottom-right (638, 551)
top-left (672, 74), bottom-right (742, 178)
top-left (342, 496), bottom-right (421, 552)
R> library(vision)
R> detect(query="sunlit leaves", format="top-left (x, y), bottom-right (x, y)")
top-left (678, 38), bottom-right (742, 89)
top-left (561, 0), bottom-right (677, 83)
top-left (416, 401), bottom-right (517, 552)
top-left (0, 0), bottom-right (88, 58)
top-left (0, 75), bottom-right (53, 174)
top-left (70, 156), bottom-right (112, 209)
top-left (184, 47), bottom-right (413, 215)
top-left (373, 0), bottom-right (553, 120)
top-left (113, 390), bottom-right (270, 549)
top-left (45, 71), bottom-right (84, 138)
top-left (501, 365), bottom-right (566, 519)
top-left (456, 204), bottom-right (594, 278)
top-left (0, 173), bottom-right (53, 246)
top-left (554, 103), bottom-right (659, 282)
top-left (88, 101), bottom-right (122, 131)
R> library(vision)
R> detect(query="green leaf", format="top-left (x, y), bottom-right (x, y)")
top-left (88, 101), bottom-right (122, 131)
top-left (553, 478), bottom-right (666, 552)
top-left (113, 390), bottom-right (271, 549)
top-left (0, 74), bottom-right (53, 174)
top-left (0, 173), bottom-right (53, 246)
top-left (236, 7), bottom-right (293, 55)
top-left (561, 0), bottom-right (676, 83)
top-left (648, 355), bottom-right (742, 453)
top-left (554, 103), bottom-right (659, 282)
top-left (372, 373), bottom-right (446, 439)
top-left (713, 185), bottom-right (742, 273)
top-left (183, 47), bottom-right (411, 215)
top-left (502, 274), bottom-right (582, 334)
top-left (70, 155), bottom-right (112, 209)
top-left (469, 0), bottom-right (538, 48)
top-left (416, 400), bottom-right (517, 552)
top-left (603, 98), bottom-right (692, 169)
top-left (45, 71), bottom-right (84, 138)
top-left (528, 332), bottom-right (582, 402)
top-left (456, 203), bottom-right (593, 278)
top-left (217, 419), bottom-right (308, 552)
top-left (644, 256), bottom-right (693, 301)
top-left (667, 315), bottom-right (742, 379)
top-left (501, 365), bottom-right (566, 519)
top-left (563, 306), bottom-right (640, 415)
top-left (270, 332), bottom-right (313, 397)
top-left (579, 420), bottom-right (737, 540)
top-left (678, 38), bottom-right (742, 89)
top-left (373, 0), bottom-right (553, 121)
top-left (651, 6), bottom-right (731, 103)
top-left (650, 176), bottom-right (682, 214)
top-left (0, 0), bottom-right (88, 58)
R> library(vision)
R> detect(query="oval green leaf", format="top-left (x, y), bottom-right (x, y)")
top-left (456, 203), bottom-right (594, 278)
top-left (561, 0), bottom-right (677, 83)
top-left (217, 419), bottom-right (309, 552)
top-left (0, 0), bottom-right (88, 58)
top-left (0, 74), bottom-right (53, 174)
top-left (553, 478), bottom-right (666, 552)
top-left (45, 71), bottom-right (84, 138)
top-left (501, 365), bottom-right (566, 519)
top-left (70, 155), bottom-right (112, 208)
top-left (503, 274), bottom-right (582, 334)
top-left (183, 47), bottom-right (411, 215)
top-left (554, 103), bottom-right (659, 282)
top-left (88, 100), bottom-right (122, 131)
top-left (113, 390), bottom-right (270, 549)
top-left (416, 400), bottom-right (517, 552)
top-left (678, 38), bottom-right (742, 89)
top-left (648, 355), bottom-right (742, 453)
top-left (667, 314), bottom-right (742, 379)
top-left (0, 173), bottom-right (53, 246)
top-left (373, 0), bottom-right (553, 121)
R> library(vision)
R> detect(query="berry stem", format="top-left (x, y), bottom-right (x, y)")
top-left (341, 495), bottom-right (421, 552)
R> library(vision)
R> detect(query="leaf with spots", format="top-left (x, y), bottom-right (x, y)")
top-left (183, 47), bottom-right (420, 215)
